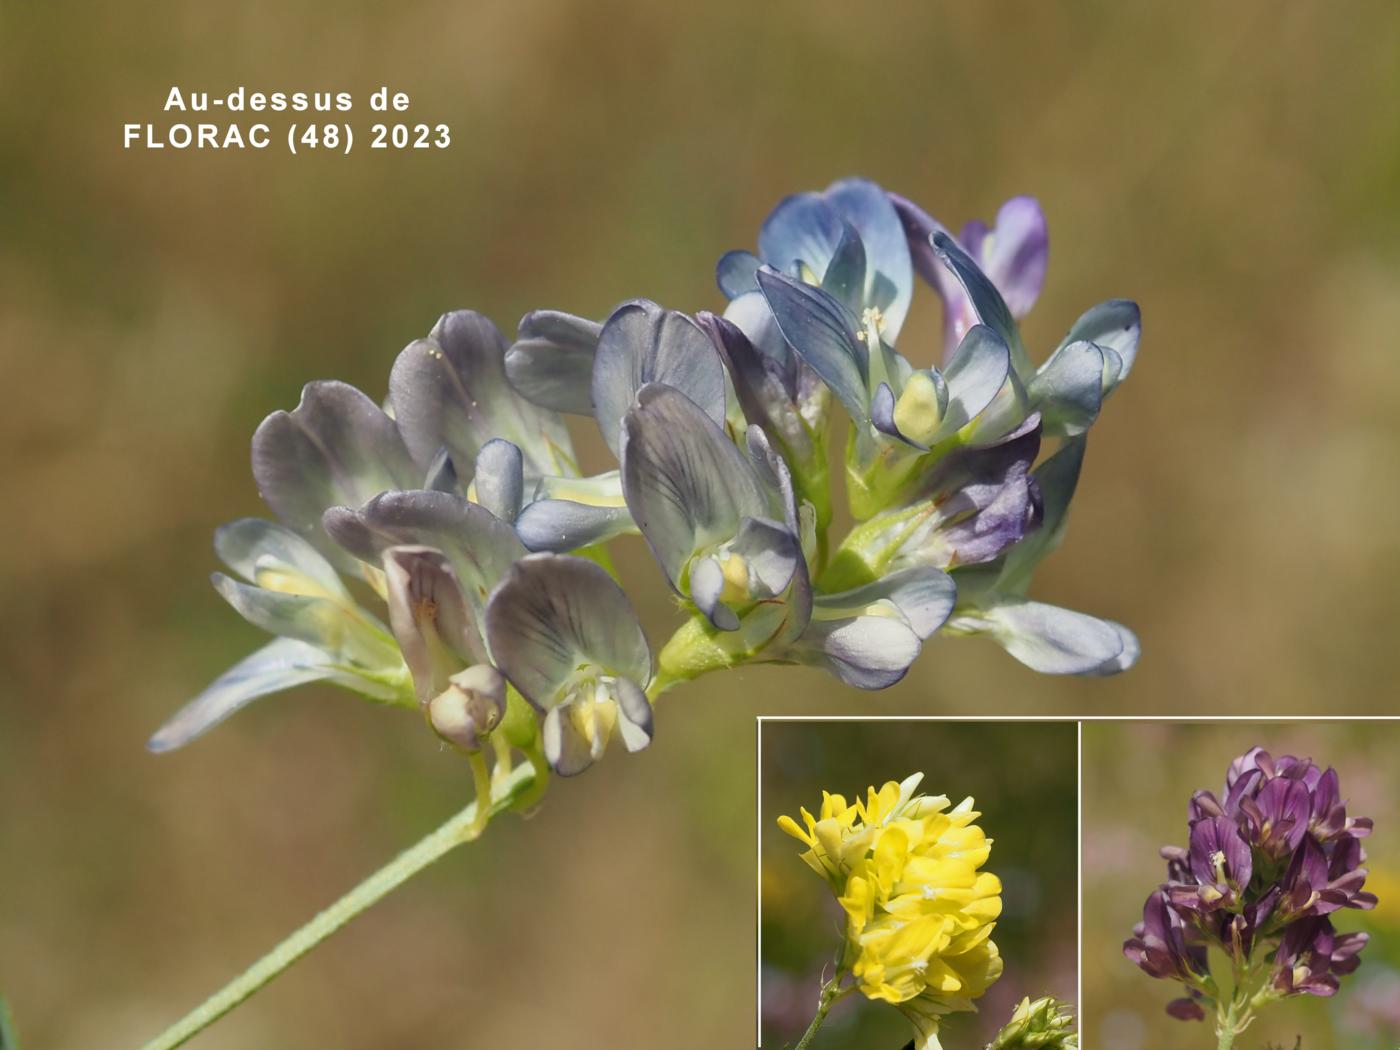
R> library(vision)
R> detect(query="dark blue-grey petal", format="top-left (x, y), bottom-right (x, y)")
top-left (591, 300), bottom-right (726, 457)
top-left (251, 380), bottom-right (421, 570)
top-left (931, 232), bottom-right (1023, 370)
top-left (620, 384), bottom-right (771, 587)
top-left (472, 439), bottom-right (524, 523)
top-left (504, 309), bottom-right (602, 416)
top-left (484, 552), bottom-right (651, 707)
top-left (756, 267), bottom-right (869, 422)
top-left (148, 639), bottom-right (395, 753)
top-left (423, 448), bottom-right (461, 494)
top-left (514, 499), bottom-right (636, 553)
top-left (821, 220), bottom-right (868, 315)
top-left (997, 437), bottom-right (1086, 593)
top-left (389, 310), bottom-right (575, 481)
top-left (717, 250), bottom-right (762, 299)
top-left (1028, 340), bottom-right (1105, 437)
top-left (213, 518), bottom-right (347, 600)
top-left (871, 382), bottom-right (902, 439)
top-left (698, 312), bottom-right (809, 459)
top-left (1061, 299), bottom-right (1141, 384)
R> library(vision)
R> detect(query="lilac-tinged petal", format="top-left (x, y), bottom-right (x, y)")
top-left (504, 309), bottom-right (602, 416)
top-left (997, 436), bottom-right (1084, 594)
top-left (824, 177), bottom-right (914, 338)
top-left (251, 380), bottom-right (421, 570)
top-left (1165, 998), bottom-right (1205, 1022)
top-left (980, 197), bottom-right (1048, 319)
top-left (620, 383), bottom-right (771, 589)
top-left (591, 300), bottom-right (726, 457)
top-left (757, 267), bottom-right (869, 422)
top-left (758, 192), bottom-right (844, 280)
top-left (483, 553), bottom-right (650, 707)
top-left (931, 231), bottom-right (1025, 372)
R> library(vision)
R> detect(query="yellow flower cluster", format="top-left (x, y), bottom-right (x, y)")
top-left (778, 773), bottom-right (1003, 1045)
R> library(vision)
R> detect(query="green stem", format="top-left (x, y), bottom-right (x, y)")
top-left (135, 761), bottom-right (539, 1050)
top-left (793, 977), bottom-right (849, 1050)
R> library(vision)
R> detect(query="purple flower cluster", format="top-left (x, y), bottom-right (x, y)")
top-left (1124, 747), bottom-right (1375, 1020)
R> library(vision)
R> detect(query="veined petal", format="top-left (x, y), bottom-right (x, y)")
top-left (591, 300), bottom-right (726, 457)
top-left (251, 380), bottom-right (420, 570)
top-left (484, 552), bottom-right (651, 707)
top-left (697, 311), bottom-right (809, 459)
top-left (148, 638), bottom-right (397, 753)
top-left (323, 490), bottom-right (526, 627)
top-left (620, 383), bottom-right (772, 588)
top-left (514, 499), bottom-right (636, 553)
top-left (818, 568), bottom-right (957, 641)
top-left (824, 177), bottom-right (914, 339)
top-left (211, 572), bottom-right (397, 668)
top-left (931, 232), bottom-right (1026, 374)
top-left (759, 192), bottom-right (844, 281)
top-left (1027, 340), bottom-right (1104, 437)
top-left (796, 613), bottom-right (922, 689)
top-left (213, 518), bottom-right (348, 601)
top-left (757, 267), bottom-right (869, 422)
top-left (968, 196), bottom-right (1048, 320)
top-left (937, 325), bottom-right (1012, 440)
top-left (504, 309), bottom-right (602, 415)
top-left (382, 545), bottom-right (487, 698)
top-left (389, 310), bottom-right (575, 482)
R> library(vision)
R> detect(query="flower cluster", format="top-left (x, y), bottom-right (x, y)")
top-left (1125, 747), bottom-right (1376, 1033)
top-left (778, 774), bottom-right (1003, 1049)
top-left (152, 178), bottom-right (1141, 796)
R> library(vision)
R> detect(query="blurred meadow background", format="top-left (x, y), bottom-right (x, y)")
top-left (1083, 722), bottom-right (1400, 1050)
top-left (3, 1), bottom-right (1400, 1046)
top-left (760, 721), bottom-right (1076, 1048)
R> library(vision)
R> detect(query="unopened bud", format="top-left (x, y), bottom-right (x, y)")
top-left (428, 665), bottom-right (506, 751)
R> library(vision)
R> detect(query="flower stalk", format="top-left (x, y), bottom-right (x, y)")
top-left (792, 976), bottom-right (852, 1050)
top-left (136, 761), bottom-right (538, 1050)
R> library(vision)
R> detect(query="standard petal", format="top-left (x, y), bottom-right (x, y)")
top-left (756, 267), bottom-right (869, 422)
top-left (213, 518), bottom-right (348, 601)
top-left (979, 196), bottom-right (1048, 319)
top-left (472, 439), bottom-right (524, 523)
top-left (389, 310), bottom-right (575, 481)
top-left (147, 639), bottom-right (396, 752)
top-left (824, 177), bottom-right (914, 338)
top-left (971, 598), bottom-right (1131, 675)
top-left (484, 553), bottom-right (651, 707)
top-left (716, 249), bottom-right (762, 298)
top-left (758, 192), bottom-right (844, 278)
top-left (251, 380), bottom-right (420, 567)
top-left (620, 383), bottom-right (772, 587)
top-left (1027, 340), bottom-right (1105, 437)
top-left (591, 300), bottom-right (726, 457)
top-left (504, 309), bottom-right (602, 415)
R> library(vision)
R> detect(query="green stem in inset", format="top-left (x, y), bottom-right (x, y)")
top-left (793, 976), bottom-right (851, 1050)
top-left (135, 761), bottom-right (539, 1050)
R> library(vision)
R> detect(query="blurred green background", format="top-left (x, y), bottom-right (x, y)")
top-left (760, 721), bottom-right (1076, 1048)
top-left (1083, 722), bottom-right (1400, 1049)
top-left (3, 1), bottom-right (1400, 1046)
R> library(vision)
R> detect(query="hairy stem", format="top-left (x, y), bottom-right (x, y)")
top-left (135, 761), bottom-right (539, 1050)
top-left (793, 977), bottom-right (849, 1050)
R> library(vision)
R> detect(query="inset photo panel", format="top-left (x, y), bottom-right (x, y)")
top-left (1083, 722), bottom-right (1397, 1050)
top-left (758, 719), bottom-right (1078, 1049)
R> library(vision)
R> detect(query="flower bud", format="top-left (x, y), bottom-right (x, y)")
top-left (427, 665), bottom-right (506, 752)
